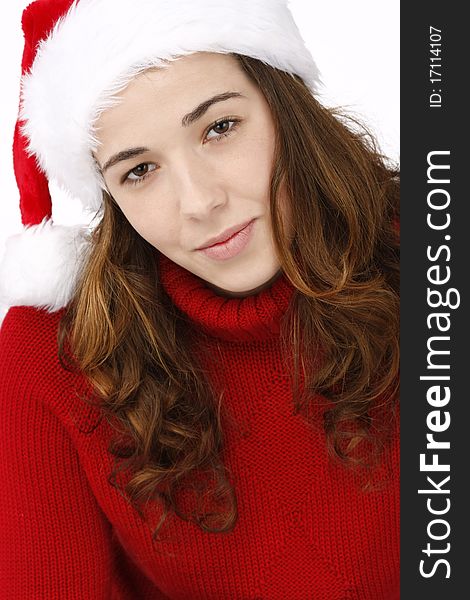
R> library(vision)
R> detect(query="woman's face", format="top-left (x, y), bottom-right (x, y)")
top-left (94, 52), bottom-right (289, 296)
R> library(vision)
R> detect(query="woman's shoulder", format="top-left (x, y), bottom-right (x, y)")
top-left (0, 305), bottom-right (66, 380)
top-left (1, 303), bottom-right (64, 337)
top-left (0, 305), bottom-right (98, 427)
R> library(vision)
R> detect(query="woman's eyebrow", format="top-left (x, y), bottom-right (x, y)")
top-left (101, 147), bottom-right (150, 174)
top-left (181, 91), bottom-right (245, 126)
top-left (100, 91), bottom-right (245, 173)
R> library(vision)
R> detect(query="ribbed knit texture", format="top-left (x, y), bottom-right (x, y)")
top-left (0, 255), bottom-right (399, 599)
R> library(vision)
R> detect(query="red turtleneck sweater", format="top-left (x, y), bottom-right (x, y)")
top-left (0, 255), bottom-right (399, 599)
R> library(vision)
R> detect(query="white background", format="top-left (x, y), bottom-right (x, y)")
top-left (0, 0), bottom-right (399, 262)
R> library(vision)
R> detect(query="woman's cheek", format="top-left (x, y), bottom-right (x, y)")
top-left (241, 135), bottom-right (274, 189)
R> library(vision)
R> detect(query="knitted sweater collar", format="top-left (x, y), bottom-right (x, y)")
top-left (157, 254), bottom-right (295, 343)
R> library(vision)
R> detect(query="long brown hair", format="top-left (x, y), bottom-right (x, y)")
top-left (58, 53), bottom-right (399, 538)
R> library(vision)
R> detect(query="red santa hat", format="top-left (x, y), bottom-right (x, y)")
top-left (0, 0), bottom-right (320, 317)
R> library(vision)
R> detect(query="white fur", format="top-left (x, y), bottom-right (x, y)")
top-left (0, 219), bottom-right (91, 317)
top-left (20, 0), bottom-right (320, 212)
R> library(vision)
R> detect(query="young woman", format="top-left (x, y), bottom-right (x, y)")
top-left (0, 1), bottom-right (399, 598)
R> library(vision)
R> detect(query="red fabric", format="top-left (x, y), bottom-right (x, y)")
top-left (0, 256), bottom-right (399, 599)
top-left (14, 0), bottom-right (75, 226)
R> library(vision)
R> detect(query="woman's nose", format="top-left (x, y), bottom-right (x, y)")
top-left (174, 159), bottom-right (227, 219)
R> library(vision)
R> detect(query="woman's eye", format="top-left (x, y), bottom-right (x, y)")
top-left (125, 163), bottom-right (157, 184)
top-left (205, 119), bottom-right (239, 143)
top-left (122, 120), bottom-right (239, 186)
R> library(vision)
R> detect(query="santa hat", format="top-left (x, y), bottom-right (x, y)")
top-left (0, 0), bottom-right (320, 317)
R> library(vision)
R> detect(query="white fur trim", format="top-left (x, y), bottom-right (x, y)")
top-left (20, 0), bottom-right (320, 212)
top-left (0, 219), bottom-right (91, 314)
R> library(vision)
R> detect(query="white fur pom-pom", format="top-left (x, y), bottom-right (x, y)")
top-left (0, 219), bottom-right (91, 319)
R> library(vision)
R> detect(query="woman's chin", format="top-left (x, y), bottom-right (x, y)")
top-left (204, 269), bottom-right (283, 298)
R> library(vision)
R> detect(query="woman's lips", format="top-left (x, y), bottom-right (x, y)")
top-left (196, 219), bottom-right (256, 261)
